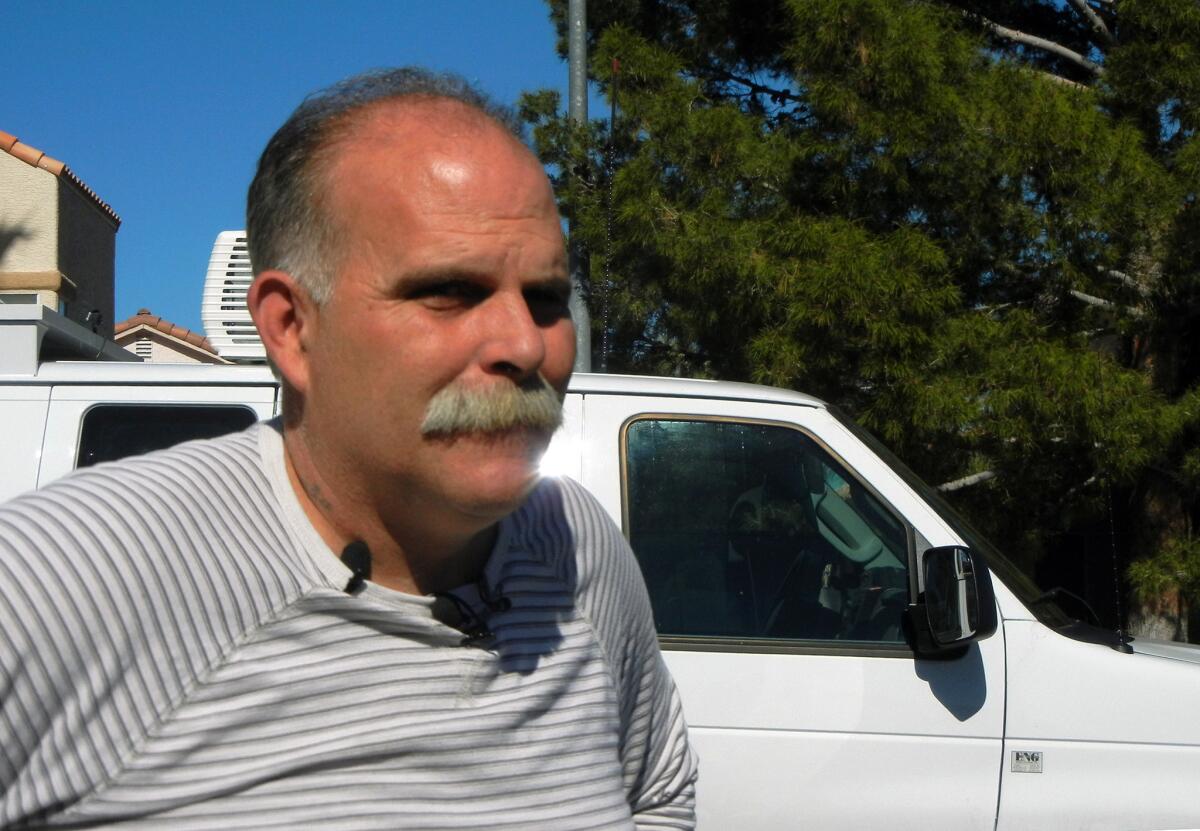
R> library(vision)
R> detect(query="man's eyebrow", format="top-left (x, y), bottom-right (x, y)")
top-left (397, 267), bottom-right (571, 291)
top-left (526, 274), bottom-right (572, 293)
top-left (397, 266), bottom-right (490, 287)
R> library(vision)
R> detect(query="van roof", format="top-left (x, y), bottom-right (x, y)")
top-left (3, 361), bottom-right (278, 386)
top-left (569, 372), bottom-right (827, 408)
top-left (8, 362), bottom-right (828, 408)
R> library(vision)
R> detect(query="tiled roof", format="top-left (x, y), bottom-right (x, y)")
top-left (115, 308), bottom-right (218, 355)
top-left (0, 129), bottom-right (121, 227)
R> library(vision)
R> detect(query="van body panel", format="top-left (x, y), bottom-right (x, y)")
top-left (538, 391), bottom-right (584, 482)
top-left (1127, 637), bottom-right (1200, 664)
top-left (663, 611), bottom-right (1005, 828)
top-left (583, 391), bottom-right (1006, 828)
top-left (996, 739), bottom-right (1200, 831)
top-left (0, 385), bottom-right (50, 502)
top-left (664, 644), bottom-right (1004, 738)
top-left (1004, 621), bottom-right (1200, 744)
top-left (567, 372), bottom-right (828, 408)
top-left (38, 384), bottom-right (278, 488)
top-left (690, 727), bottom-right (1001, 830)
top-left (25, 361), bottom-right (278, 386)
top-left (999, 619), bottom-right (1200, 829)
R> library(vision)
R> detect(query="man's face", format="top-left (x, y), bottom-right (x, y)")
top-left (299, 103), bottom-right (575, 527)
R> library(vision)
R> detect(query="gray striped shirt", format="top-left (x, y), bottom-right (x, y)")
top-left (0, 421), bottom-right (696, 829)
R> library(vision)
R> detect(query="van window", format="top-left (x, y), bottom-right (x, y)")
top-left (77, 404), bottom-right (258, 468)
top-left (624, 418), bottom-right (909, 643)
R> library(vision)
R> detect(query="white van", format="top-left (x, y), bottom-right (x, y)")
top-left (2, 306), bottom-right (1199, 830)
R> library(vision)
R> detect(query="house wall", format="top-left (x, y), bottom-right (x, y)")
top-left (148, 337), bottom-right (206, 364)
top-left (0, 153), bottom-right (59, 273)
top-left (115, 330), bottom-right (226, 365)
top-left (0, 151), bottom-right (117, 338)
top-left (57, 178), bottom-right (115, 337)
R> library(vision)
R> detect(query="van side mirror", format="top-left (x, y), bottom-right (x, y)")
top-left (905, 545), bottom-right (998, 658)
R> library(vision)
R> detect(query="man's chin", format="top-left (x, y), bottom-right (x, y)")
top-left (451, 467), bottom-right (543, 523)
top-left (414, 428), bottom-right (553, 519)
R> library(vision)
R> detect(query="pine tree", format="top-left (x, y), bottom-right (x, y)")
top-left (522, 0), bottom-right (1200, 640)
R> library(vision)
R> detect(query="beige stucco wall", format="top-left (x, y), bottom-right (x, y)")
top-left (0, 152), bottom-right (59, 271)
top-left (116, 329), bottom-right (226, 364)
top-left (0, 152), bottom-right (117, 337)
top-left (147, 337), bottom-right (206, 364)
top-left (57, 178), bottom-right (115, 337)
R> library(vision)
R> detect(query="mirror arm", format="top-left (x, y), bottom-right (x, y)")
top-left (903, 602), bottom-right (971, 660)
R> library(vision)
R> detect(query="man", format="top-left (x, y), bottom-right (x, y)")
top-left (0, 68), bottom-right (696, 828)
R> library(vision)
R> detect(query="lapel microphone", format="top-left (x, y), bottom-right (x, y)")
top-left (340, 540), bottom-right (509, 646)
top-left (432, 591), bottom-right (492, 645)
top-left (340, 541), bottom-right (372, 593)
top-left (431, 576), bottom-right (511, 646)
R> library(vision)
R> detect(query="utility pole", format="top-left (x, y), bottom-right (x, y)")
top-left (567, 0), bottom-right (592, 372)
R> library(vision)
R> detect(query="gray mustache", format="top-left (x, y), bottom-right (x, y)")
top-left (420, 375), bottom-right (564, 436)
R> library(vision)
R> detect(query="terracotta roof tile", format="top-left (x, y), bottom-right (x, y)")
top-left (0, 129), bottom-right (121, 227)
top-left (115, 308), bottom-right (219, 355)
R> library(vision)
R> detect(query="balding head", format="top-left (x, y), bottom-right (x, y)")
top-left (244, 68), bottom-right (573, 564)
top-left (246, 67), bottom-right (525, 305)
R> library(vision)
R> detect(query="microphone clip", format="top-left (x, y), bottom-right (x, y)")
top-left (431, 591), bottom-right (495, 646)
top-left (340, 541), bottom-right (372, 594)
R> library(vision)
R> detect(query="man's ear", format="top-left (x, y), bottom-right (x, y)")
top-left (247, 270), bottom-right (319, 396)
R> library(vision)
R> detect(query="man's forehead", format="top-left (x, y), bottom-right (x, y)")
top-left (322, 107), bottom-right (553, 221)
top-left (323, 100), bottom-right (544, 194)
top-left (339, 98), bottom-right (516, 156)
top-left (311, 97), bottom-right (564, 278)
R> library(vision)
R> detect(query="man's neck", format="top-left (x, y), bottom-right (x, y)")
top-left (281, 427), bottom-right (496, 595)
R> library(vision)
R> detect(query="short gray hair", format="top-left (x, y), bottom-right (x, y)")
top-left (246, 67), bottom-right (522, 303)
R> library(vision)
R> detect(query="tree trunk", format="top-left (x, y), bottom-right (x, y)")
top-left (1128, 589), bottom-right (1189, 642)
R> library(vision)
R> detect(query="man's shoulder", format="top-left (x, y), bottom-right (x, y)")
top-left (515, 476), bottom-right (626, 556)
top-left (525, 474), bottom-right (609, 518)
top-left (0, 422), bottom-right (316, 825)
top-left (1, 421), bottom-right (267, 522)
top-left (0, 419), bottom-right (310, 695)
top-left (511, 476), bottom-right (650, 609)
top-left (0, 421), bottom-right (299, 610)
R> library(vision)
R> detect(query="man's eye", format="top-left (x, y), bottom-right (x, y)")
top-left (526, 288), bottom-right (571, 322)
top-left (410, 281), bottom-right (486, 306)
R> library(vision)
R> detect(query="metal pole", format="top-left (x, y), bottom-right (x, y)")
top-left (567, 0), bottom-right (592, 373)
top-left (599, 58), bottom-right (619, 373)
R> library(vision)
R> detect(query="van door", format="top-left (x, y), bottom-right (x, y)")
top-left (582, 393), bottom-right (1005, 830)
top-left (39, 385), bottom-right (277, 488)
top-left (0, 384), bottom-right (51, 502)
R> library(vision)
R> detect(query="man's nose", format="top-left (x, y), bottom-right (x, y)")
top-left (478, 292), bottom-right (546, 380)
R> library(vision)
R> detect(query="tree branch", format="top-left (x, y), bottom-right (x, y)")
top-left (968, 12), bottom-right (1104, 76)
top-left (1063, 475), bottom-right (1099, 501)
top-left (1069, 289), bottom-right (1146, 318)
top-left (1099, 266), bottom-right (1152, 296)
top-left (1067, 0), bottom-right (1116, 46)
top-left (706, 69), bottom-right (805, 105)
top-left (1070, 288), bottom-right (1116, 309)
top-left (1035, 69), bottom-right (1091, 91)
top-left (973, 302), bottom-right (1015, 314)
top-left (938, 470), bottom-right (998, 492)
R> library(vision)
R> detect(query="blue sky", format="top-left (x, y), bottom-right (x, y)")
top-left (5, 0), bottom-right (585, 332)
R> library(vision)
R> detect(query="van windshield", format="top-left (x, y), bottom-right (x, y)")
top-left (828, 407), bottom-right (1076, 632)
